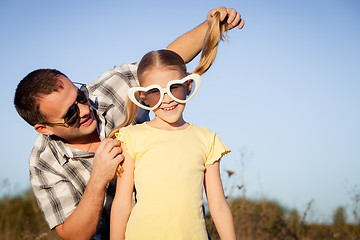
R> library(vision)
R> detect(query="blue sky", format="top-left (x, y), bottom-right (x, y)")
top-left (1, 0), bottom-right (359, 223)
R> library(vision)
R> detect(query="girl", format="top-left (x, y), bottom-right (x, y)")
top-left (110, 12), bottom-right (236, 240)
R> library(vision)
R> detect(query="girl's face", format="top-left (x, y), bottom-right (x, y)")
top-left (140, 68), bottom-right (187, 130)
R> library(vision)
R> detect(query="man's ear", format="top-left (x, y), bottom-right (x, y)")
top-left (34, 124), bottom-right (55, 136)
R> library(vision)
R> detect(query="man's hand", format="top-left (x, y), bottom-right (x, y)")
top-left (207, 6), bottom-right (245, 31)
top-left (92, 138), bottom-right (124, 187)
top-left (55, 138), bottom-right (123, 239)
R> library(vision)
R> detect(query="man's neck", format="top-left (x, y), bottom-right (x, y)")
top-left (66, 131), bottom-right (101, 153)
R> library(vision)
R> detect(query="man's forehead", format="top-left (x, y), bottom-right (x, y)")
top-left (55, 74), bottom-right (72, 85)
top-left (37, 77), bottom-right (77, 113)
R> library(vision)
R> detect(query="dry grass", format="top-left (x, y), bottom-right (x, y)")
top-left (1, 177), bottom-right (359, 240)
top-left (0, 189), bottom-right (60, 240)
top-left (204, 163), bottom-right (360, 240)
top-left (205, 197), bottom-right (360, 240)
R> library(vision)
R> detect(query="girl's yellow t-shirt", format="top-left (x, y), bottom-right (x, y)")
top-left (116, 123), bottom-right (230, 240)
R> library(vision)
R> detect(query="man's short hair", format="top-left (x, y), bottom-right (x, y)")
top-left (14, 69), bottom-right (67, 126)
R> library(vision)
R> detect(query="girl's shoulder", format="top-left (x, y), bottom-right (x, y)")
top-left (189, 123), bottom-right (217, 136)
top-left (116, 123), bottom-right (147, 139)
top-left (121, 122), bottom-right (147, 131)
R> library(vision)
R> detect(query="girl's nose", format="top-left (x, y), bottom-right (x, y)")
top-left (162, 93), bottom-right (173, 103)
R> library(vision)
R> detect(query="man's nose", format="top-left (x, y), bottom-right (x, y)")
top-left (77, 102), bottom-right (90, 117)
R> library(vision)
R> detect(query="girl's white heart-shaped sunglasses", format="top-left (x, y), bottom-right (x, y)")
top-left (128, 74), bottom-right (201, 111)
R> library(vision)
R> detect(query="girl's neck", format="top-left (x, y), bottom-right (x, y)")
top-left (147, 118), bottom-right (189, 131)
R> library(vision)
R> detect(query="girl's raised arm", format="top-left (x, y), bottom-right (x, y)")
top-left (204, 161), bottom-right (236, 240)
top-left (110, 144), bottom-right (135, 240)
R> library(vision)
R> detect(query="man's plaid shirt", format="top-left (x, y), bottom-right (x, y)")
top-left (29, 63), bottom-right (148, 229)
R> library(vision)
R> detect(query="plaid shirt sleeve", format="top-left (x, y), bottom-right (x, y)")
top-left (86, 63), bottom-right (149, 138)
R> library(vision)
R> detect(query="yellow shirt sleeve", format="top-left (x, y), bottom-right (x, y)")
top-left (115, 126), bottom-right (135, 159)
top-left (205, 132), bottom-right (231, 166)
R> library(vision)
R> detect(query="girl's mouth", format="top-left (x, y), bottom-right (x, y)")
top-left (162, 105), bottom-right (177, 111)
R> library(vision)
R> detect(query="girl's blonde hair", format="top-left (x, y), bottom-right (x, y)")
top-left (108, 12), bottom-right (226, 139)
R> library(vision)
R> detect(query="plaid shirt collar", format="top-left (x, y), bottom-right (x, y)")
top-left (47, 135), bottom-right (95, 166)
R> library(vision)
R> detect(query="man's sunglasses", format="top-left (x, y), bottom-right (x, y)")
top-left (40, 83), bottom-right (89, 127)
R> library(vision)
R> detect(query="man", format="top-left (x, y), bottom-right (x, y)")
top-left (14, 6), bottom-right (244, 240)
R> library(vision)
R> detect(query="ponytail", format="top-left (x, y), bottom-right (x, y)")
top-left (193, 11), bottom-right (227, 75)
top-left (108, 97), bottom-right (138, 139)
top-left (108, 97), bottom-right (138, 176)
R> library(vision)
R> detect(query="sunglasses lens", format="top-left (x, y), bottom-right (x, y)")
top-left (132, 88), bottom-right (160, 108)
top-left (170, 83), bottom-right (187, 101)
top-left (77, 88), bottom-right (88, 104)
top-left (170, 78), bottom-right (197, 102)
top-left (64, 89), bottom-right (87, 126)
top-left (144, 88), bottom-right (161, 107)
top-left (129, 87), bottom-right (161, 110)
top-left (64, 105), bottom-right (79, 126)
